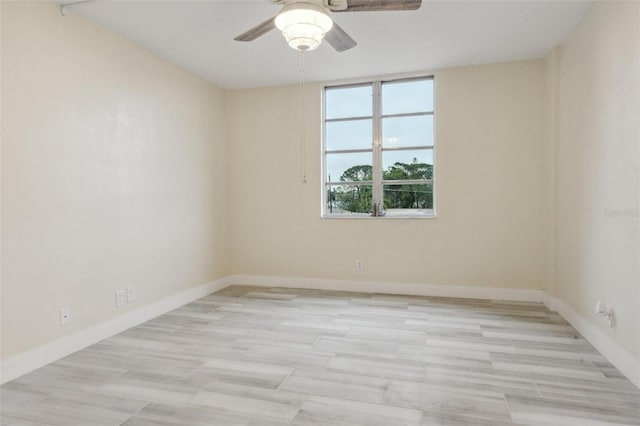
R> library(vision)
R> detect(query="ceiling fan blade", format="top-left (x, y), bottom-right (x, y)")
top-left (334, 0), bottom-right (422, 12)
top-left (234, 17), bottom-right (276, 42)
top-left (325, 22), bottom-right (357, 52)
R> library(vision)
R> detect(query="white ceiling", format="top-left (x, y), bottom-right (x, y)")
top-left (68, 0), bottom-right (592, 89)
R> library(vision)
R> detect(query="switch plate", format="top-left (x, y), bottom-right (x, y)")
top-left (356, 259), bottom-right (363, 272)
top-left (127, 287), bottom-right (135, 303)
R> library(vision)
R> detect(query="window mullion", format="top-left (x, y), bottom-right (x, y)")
top-left (372, 81), bottom-right (383, 215)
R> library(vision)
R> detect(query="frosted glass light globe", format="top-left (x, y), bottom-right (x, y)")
top-left (275, 3), bottom-right (333, 51)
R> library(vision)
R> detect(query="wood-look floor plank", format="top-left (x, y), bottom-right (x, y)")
top-left (2, 285), bottom-right (638, 425)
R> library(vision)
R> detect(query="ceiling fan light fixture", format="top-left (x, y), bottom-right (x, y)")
top-left (275, 2), bottom-right (333, 51)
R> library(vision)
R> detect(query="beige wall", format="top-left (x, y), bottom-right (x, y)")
top-left (227, 60), bottom-right (546, 289)
top-left (1, 2), bottom-right (230, 358)
top-left (553, 1), bottom-right (639, 361)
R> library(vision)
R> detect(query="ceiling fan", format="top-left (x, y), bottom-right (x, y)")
top-left (234, 0), bottom-right (422, 52)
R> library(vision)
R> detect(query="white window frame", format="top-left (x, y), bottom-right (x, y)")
top-left (322, 76), bottom-right (436, 219)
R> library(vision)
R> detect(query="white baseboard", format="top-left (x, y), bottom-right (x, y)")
top-left (0, 276), bottom-right (234, 385)
top-left (230, 274), bottom-right (547, 302)
top-left (541, 293), bottom-right (640, 389)
top-left (3, 274), bottom-right (638, 390)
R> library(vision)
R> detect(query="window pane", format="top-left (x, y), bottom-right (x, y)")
top-left (326, 85), bottom-right (373, 119)
top-left (383, 149), bottom-right (433, 180)
top-left (382, 115), bottom-right (433, 148)
top-left (382, 79), bottom-right (433, 115)
top-left (383, 183), bottom-right (433, 210)
top-left (326, 152), bottom-right (372, 183)
top-left (327, 184), bottom-right (372, 214)
top-left (326, 119), bottom-right (372, 151)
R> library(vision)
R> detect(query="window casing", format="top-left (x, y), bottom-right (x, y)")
top-left (323, 76), bottom-right (435, 218)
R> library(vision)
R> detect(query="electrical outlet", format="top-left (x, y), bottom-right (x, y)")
top-left (115, 289), bottom-right (125, 307)
top-left (127, 287), bottom-right (135, 303)
top-left (356, 259), bottom-right (364, 272)
top-left (60, 307), bottom-right (71, 326)
top-left (604, 304), bottom-right (615, 328)
top-left (595, 301), bottom-right (614, 328)
top-left (595, 301), bottom-right (603, 314)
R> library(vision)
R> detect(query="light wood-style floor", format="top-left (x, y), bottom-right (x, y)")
top-left (1, 285), bottom-right (639, 425)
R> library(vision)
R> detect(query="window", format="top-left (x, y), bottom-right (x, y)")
top-left (323, 77), bottom-right (435, 218)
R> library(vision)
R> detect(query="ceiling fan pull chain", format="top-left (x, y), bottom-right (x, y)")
top-left (299, 51), bottom-right (308, 188)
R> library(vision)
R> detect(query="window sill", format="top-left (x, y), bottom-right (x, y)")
top-left (322, 209), bottom-right (436, 219)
